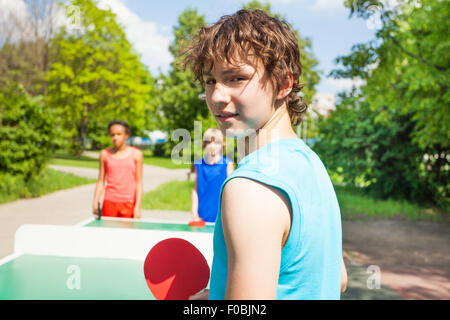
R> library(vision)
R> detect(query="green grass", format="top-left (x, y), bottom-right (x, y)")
top-left (49, 151), bottom-right (99, 168)
top-left (327, 168), bottom-right (447, 222)
top-left (141, 149), bottom-right (191, 169)
top-left (49, 157), bottom-right (99, 169)
top-left (334, 186), bottom-right (444, 222)
top-left (142, 180), bottom-right (194, 211)
top-left (142, 156), bottom-right (191, 169)
top-left (140, 180), bottom-right (446, 222)
top-left (0, 168), bottom-right (96, 204)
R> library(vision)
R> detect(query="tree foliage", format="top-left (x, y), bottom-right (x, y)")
top-left (0, 83), bottom-right (54, 180)
top-left (315, 93), bottom-right (442, 205)
top-left (0, 41), bottom-right (46, 96)
top-left (0, 0), bottom-right (60, 96)
top-left (320, 0), bottom-right (449, 209)
top-left (47, 0), bottom-right (154, 154)
top-left (153, 8), bottom-right (214, 157)
top-left (338, 0), bottom-right (449, 149)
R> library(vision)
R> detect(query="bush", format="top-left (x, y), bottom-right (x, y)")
top-left (315, 93), bottom-right (448, 209)
top-left (0, 83), bottom-right (54, 180)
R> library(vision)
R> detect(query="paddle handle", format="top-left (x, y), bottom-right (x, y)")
top-left (97, 201), bottom-right (102, 220)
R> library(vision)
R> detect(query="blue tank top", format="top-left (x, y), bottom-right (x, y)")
top-left (194, 156), bottom-right (231, 222)
top-left (209, 138), bottom-right (342, 299)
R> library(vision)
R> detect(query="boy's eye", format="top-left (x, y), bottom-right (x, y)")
top-left (204, 76), bottom-right (246, 86)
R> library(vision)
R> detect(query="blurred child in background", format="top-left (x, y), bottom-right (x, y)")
top-left (92, 120), bottom-right (143, 219)
top-left (191, 128), bottom-right (233, 223)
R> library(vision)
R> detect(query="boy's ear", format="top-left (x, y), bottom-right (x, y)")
top-left (276, 74), bottom-right (294, 100)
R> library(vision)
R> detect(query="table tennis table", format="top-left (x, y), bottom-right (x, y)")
top-left (0, 217), bottom-right (214, 300)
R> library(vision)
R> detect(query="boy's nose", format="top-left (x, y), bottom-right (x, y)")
top-left (210, 83), bottom-right (230, 108)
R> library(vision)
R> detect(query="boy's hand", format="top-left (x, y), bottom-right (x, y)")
top-left (134, 207), bottom-right (141, 219)
top-left (92, 203), bottom-right (99, 215)
top-left (191, 213), bottom-right (201, 222)
top-left (189, 289), bottom-right (209, 300)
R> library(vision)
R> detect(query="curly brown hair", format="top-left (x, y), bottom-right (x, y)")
top-left (183, 9), bottom-right (307, 126)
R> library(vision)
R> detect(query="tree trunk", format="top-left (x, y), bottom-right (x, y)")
top-left (77, 104), bottom-right (89, 156)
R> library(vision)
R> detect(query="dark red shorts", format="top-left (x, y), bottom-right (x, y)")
top-left (102, 200), bottom-right (135, 218)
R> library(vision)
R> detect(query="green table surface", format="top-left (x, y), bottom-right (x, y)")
top-left (85, 219), bottom-right (215, 233)
top-left (0, 254), bottom-right (153, 299)
top-left (0, 220), bottom-right (213, 299)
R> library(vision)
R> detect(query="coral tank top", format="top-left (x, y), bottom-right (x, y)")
top-left (103, 147), bottom-right (137, 203)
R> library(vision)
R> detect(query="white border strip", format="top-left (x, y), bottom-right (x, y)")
top-left (0, 253), bottom-right (23, 267)
top-left (74, 217), bottom-right (96, 226)
top-left (14, 224), bottom-right (214, 264)
top-left (1, 218), bottom-right (215, 267)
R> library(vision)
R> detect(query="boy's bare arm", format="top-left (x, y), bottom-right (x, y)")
top-left (227, 161), bottom-right (234, 176)
top-left (134, 149), bottom-right (144, 218)
top-left (92, 150), bottom-right (106, 214)
top-left (341, 256), bottom-right (348, 293)
top-left (221, 177), bottom-right (291, 300)
top-left (191, 166), bottom-right (200, 220)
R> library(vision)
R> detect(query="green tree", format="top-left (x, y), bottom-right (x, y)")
top-left (315, 92), bottom-right (435, 204)
top-left (0, 41), bottom-right (45, 96)
top-left (154, 8), bottom-right (213, 157)
top-left (340, 0), bottom-right (449, 150)
top-left (47, 0), bottom-right (154, 154)
top-left (0, 0), bottom-right (60, 97)
top-left (323, 0), bottom-right (449, 208)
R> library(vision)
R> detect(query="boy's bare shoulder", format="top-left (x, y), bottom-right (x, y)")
top-left (221, 177), bottom-right (291, 246)
top-left (223, 177), bottom-right (288, 200)
top-left (222, 177), bottom-right (291, 217)
top-left (134, 147), bottom-right (143, 158)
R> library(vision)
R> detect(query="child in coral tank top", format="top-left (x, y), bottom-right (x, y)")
top-left (92, 120), bottom-right (143, 219)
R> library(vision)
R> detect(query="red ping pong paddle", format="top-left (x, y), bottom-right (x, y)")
top-left (188, 220), bottom-right (206, 227)
top-left (143, 238), bottom-right (210, 300)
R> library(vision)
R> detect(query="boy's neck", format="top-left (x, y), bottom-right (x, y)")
top-left (237, 104), bottom-right (297, 161)
top-left (205, 153), bottom-right (222, 164)
top-left (112, 144), bottom-right (128, 153)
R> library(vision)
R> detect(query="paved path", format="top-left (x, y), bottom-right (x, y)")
top-left (0, 163), bottom-right (191, 259)
top-left (342, 219), bottom-right (450, 300)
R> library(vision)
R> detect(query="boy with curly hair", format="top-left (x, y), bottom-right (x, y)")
top-left (185, 9), bottom-right (346, 300)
